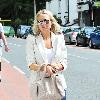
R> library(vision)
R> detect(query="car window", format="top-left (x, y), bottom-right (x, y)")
top-left (84, 27), bottom-right (95, 34)
top-left (65, 28), bottom-right (72, 33)
top-left (3, 26), bottom-right (10, 30)
top-left (73, 28), bottom-right (80, 32)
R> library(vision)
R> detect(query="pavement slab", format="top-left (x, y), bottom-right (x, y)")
top-left (0, 60), bottom-right (32, 100)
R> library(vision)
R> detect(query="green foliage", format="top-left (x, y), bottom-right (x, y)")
top-left (0, 0), bottom-right (52, 25)
top-left (36, 0), bottom-right (52, 12)
top-left (53, 15), bottom-right (62, 25)
top-left (15, 18), bottom-right (22, 25)
top-left (28, 18), bottom-right (34, 25)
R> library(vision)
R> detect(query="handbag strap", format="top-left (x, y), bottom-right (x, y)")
top-left (33, 36), bottom-right (37, 64)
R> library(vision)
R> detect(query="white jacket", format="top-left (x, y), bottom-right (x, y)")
top-left (26, 32), bottom-right (68, 99)
top-left (26, 32), bottom-right (67, 68)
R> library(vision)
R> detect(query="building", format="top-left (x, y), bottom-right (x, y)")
top-left (77, 0), bottom-right (100, 27)
top-left (92, 0), bottom-right (100, 26)
top-left (77, 0), bottom-right (91, 27)
top-left (46, 0), bottom-right (78, 26)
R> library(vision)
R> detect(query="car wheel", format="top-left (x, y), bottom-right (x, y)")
top-left (69, 37), bottom-right (71, 44)
top-left (89, 39), bottom-right (94, 48)
top-left (24, 36), bottom-right (27, 39)
top-left (12, 34), bottom-right (15, 37)
top-left (17, 35), bottom-right (19, 38)
top-left (94, 46), bottom-right (99, 49)
top-left (76, 38), bottom-right (79, 46)
top-left (23, 35), bottom-right (26, 39)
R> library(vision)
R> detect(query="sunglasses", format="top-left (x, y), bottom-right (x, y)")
top-left (38, 19), bottom-right (50, 25)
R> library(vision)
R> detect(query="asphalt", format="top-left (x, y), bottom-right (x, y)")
top-left (0, 59), bottom-right (32, 100)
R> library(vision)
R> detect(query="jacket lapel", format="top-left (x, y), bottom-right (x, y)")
top-left (36, 33), bottom-right (58, 63)
top-left (51, 32), bottom-right (58, 57)
top-left (36, 35), bottom-right (48, 63)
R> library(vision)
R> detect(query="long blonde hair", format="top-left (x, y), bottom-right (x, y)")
top-left (33, 9), bottom-right (61, 35)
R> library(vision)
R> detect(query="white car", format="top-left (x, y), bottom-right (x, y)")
top-left (64, 26), bottom-right (80, 44)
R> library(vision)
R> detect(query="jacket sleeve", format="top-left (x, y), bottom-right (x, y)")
top-left (58, 34), bottom-right (68, 71)
top-left (26, 35), bottom-right (36, 67)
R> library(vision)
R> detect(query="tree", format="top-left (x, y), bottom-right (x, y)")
top-left (0, 0), bottom-right (22, 19)
top-left (0, 0), bottom-right (52, 25)
top-left (36, 0), bottom-right (52, 12)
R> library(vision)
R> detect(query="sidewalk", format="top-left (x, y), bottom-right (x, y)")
top-left (0, 59), bottom-right (32, 100)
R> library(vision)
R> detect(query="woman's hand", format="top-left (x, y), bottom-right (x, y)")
top-left (46, 64), bottom-right (56, 76)
top-left (51, 64), bottom-right (64, 71)
top-left (4, 45), bottom-right (10, 52)
top-left (46, 64), bottom-right (64, 76)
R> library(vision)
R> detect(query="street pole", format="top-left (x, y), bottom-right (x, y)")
top-left (91, 0), bottom-right (94, 26)
top-left (68, 0), bottom-right (69, 23)
top-left (80, 11), bottom-right (83, 28)
top-left (34, 0), bottom-right (36, 18)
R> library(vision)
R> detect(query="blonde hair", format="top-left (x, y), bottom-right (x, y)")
top-left (33, 9), bottom-right (61, 35)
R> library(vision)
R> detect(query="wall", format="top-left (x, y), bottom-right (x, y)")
top-left (46, 0), bottom-right (78, 25)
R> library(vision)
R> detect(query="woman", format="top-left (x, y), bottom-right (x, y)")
top-left (26, 9), bottom-right (67, 100)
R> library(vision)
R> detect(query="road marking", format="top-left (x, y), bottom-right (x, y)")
top-left (97, 60), bottom-right (100, 63)
top-left (2, 57), bottom-right (25, 75)
top-left (9, 43), bottom-right (13, 45)
top-left (68, 54), bottom-right (88, 60)
top-left (17, 44), bottom-right (21, 47)
top-left (2, 58), bottom-right (10, 63)
top-left (68, 54), bottom-right (100, 63)
top-left (14, 44), bottom-right (17, 46)
top-left (13, 66), bottom-right (25, 75)
top-left (67, 45), bottom-right (100, 51)
top-left (8, 43), bottom-right (21, 47)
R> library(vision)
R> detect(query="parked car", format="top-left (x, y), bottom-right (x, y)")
top-left (60, 26), bottom-right (69, 34)
top-left (89, 29), bottom-right (100, 48)
top-left (3, 26), bottom-right (15, 37)
top-left (22, 27), bottom-right (33, 39)
top-left (76, 27), bottom-right (95, 46)
top-left (64, 26), bottom-right (80, 44)
top-left (16, 25), bottom-right (31, 38)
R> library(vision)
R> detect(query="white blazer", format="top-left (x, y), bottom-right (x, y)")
top-left (26, 32), bottom-right (67, 88)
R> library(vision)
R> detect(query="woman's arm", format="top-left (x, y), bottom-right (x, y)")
top-left (1, 32), bottom-right (9, 52)
top-left (54, 34), bottom-right (68, 71)
top-left (0, 23), bottom-right (9, 52)
top-left (59, 34), bottom-right (68, 70)
top-left (1, 32), bottom-right (7, 46)
top-left (26, 35), bottom-right (39, 69)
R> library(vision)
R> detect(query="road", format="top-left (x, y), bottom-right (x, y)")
top-left (3, 37), bottom-right (30, 78)
top-left (3, 37), bottom-right (100, 100)
top-left (65, 45), bottom-right (100, 100)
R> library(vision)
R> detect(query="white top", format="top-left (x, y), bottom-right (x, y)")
top-left (0, 23), bottom-right (4, 33)
top-left (0, 23), bottom-right (3, 47)
top-left (45, 48), bottom-right (54, 64)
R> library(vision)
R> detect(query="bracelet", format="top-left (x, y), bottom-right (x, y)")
top-left (60, 64), bottom-right (64, 70)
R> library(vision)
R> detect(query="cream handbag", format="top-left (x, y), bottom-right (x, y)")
top-left (33, 72), bottom-right (65, 100)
